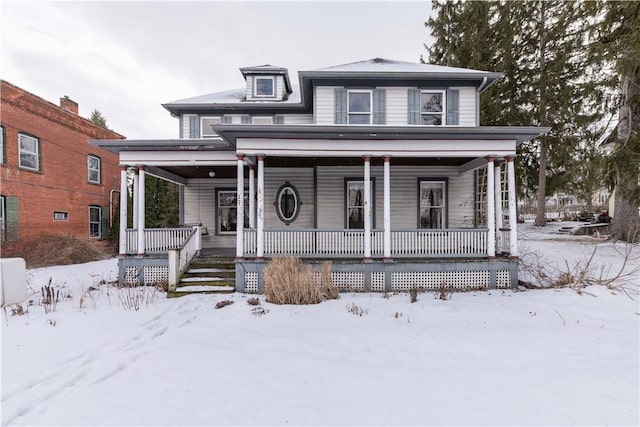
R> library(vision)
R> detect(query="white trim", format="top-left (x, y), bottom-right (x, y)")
top-left (18, 133), bottom-right (40, 171)
top-left (252, 116), bottom-right (273, 125)
top-left (486, 159), bottom-right (496, 257)
top-left (363, 158), bottom-right (371, 258)
top-left (88, 154), bottom-right (101, 184)
top-left (137, 169), bottom-right (146, 254)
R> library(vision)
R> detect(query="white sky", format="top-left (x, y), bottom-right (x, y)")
top-left (1, 1), bottom-right (434, 139)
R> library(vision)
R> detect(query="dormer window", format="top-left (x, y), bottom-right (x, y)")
top-left (254, 77), bottom-right (275, 97)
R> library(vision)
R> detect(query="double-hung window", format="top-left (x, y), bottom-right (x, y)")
top-left (89, 205), bottom-right (101, 237)
top-left (345, 179), bottom-right (375, 229)
top-left (420, 91), bottom-right (445, 125)
top-left (18, 133), bottom-right (39, 171)
top-left (254, 77), bottom-right (275, 97)
top-left (348, 90), bottom-right (372, 124)
top-left (0, 125), bottom-right (5, 164)
top-left (418, 179), bottom-right (447, 229)
top-left (201, 116), bottom-right (221, 138)
top-left (0, 195), bottom-right (5, 241)
top-left (88, 155), bottom-right (101, 184)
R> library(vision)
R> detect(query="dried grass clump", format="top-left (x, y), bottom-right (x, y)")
top-left (2, 234), bottom-right (112, 268)
top-left (264, 258), bottom-right (339, 305)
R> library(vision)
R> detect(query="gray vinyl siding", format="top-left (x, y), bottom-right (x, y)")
top-left (283, 114), bottom-right (313, 124)
top-left (315, 86), bottom-right (477, 126)
top-left (316, 165), bottom-right (474, 229)
top-left (182, 114), bottom-right (194, 139)
top-left (264, 168), bottom-right (314, 229)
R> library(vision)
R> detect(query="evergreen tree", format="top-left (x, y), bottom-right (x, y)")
top-left (145, 174), bottom-right (180, 228)
top-left (89, 109), bottom-right (109, 129)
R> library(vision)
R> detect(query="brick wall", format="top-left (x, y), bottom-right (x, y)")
top-left (0, 80), bottom-right (125, 241)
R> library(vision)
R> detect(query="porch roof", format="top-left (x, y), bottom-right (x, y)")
top-left (90, 138), bottom-right (233, 154)
top-left (213, 125), bottom-right (549, 146)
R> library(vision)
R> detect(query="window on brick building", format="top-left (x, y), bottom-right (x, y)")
top-left (88, 155), bottom-right (101, 184)
top-left (89, 205), bottom-right (101, 238)
top-left (18, 133), bottom-right (40, 171)
top-left (0, 126), bottom-right (5, 164)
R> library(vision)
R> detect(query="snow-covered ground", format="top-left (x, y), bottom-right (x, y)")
top-left (2, 222), bottom-right (639, 426)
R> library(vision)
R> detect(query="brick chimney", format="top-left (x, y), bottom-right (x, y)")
top-left (59, 95), bottom-right (78, 114)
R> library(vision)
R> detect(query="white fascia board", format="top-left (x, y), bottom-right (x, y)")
top-left (120, 150), bottom-right (237, 166)
top-left (236, 138), bottom-right (517, 157)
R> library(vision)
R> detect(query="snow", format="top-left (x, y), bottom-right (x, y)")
top-left (312, 58), bottom-right (494, 74)
top-left (2, 222), bottom-right (639, 426)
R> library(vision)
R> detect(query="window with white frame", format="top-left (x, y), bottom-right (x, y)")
top-left (0, 195), bottom-right (5, 241)
top-left (54, 211), bottom-right (68, 221)
top-left (254, 77), bottom-right (275, 97)
top-left (216, 189), bottom-right (249, 234)
top-left (348, 91), bottom-right (372, 124)
top-left (88, 155), bottom-right (101, 184)
top-left (89, 205), bottom-right (101, 237)
top-left (201, 116), bottom-right (221, 138)
top-left (18, 133), bottom-right (40, 171)
top-left (421, 91), bottom-right (445, 125)
top-left (418, 180), bottom-right (447, 229)
top-left (345, 179), bottom-right (375, 229)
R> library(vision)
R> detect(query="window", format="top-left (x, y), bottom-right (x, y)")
top-left (345, 179), bottom-right (375, 229)
top-left (54, 211), bottom-right (68, 221)
top-left (201, 116), bottom-right (221, 138)
top-left (348, 91), bottom-right (372, 124)
top-left (254, 77), bottom-right (275, 97)
top-left (18, 133), bottom-right (39, 171)
top-left (420, 91), bottom-right (445, 125)
top-left (252, 116), bottom-right (273, 125)
top-left (88, 155), bottom-right (101, 184)
top-left (89, 206), bottom-right (101, 237)
top-left (216, 189), bottom-right (249, 234)
top-left (0, 196), bottom-right (5, 241)
top-left (418, 180), bottom-right (447, 229)
top-left (0, 125), bottom-right (5, 164)
top-left (275, 183), bottom-right (301, 225)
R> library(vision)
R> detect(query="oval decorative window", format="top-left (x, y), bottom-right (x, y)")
top-left (274, 182), bottom-right (301, 225)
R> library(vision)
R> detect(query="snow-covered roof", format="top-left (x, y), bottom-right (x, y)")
top-left (166, 85), bottom-right (301, 106)
top-left (311, 58), bottom-right (493, 75)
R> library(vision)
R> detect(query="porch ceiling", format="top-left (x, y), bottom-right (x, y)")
top-left (159, 156), bottom-right (475, 179)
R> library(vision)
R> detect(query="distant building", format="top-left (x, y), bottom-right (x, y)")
top-left (0, 80), bottom-right (125, 244)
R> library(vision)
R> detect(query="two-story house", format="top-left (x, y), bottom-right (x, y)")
top-left (93, 58), bottom-right (548, 294)
top-left (1, 80), bottom-right (124, 247)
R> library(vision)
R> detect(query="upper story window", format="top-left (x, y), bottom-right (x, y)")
top-left (18, 133), bottom-right (40, 171)
top-left (254, 77), bottom-right (275, 97)
top-left (348, 91), bottom-right (372, 124)
top-left (88, 155), bottom-right (101, 184)
top-left (421, 91), bottom-right (445, 125)
top-left (201, 116), bottom-right (221, 138)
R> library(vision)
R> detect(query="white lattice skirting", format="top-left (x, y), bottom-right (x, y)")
top-left (124, 266), bottom-right (169, 285)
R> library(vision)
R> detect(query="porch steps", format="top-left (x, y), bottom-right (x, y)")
top-left (167, 257), bottom-right (236, 298)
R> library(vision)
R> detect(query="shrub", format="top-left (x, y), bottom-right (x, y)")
top-left (2, 234), bottom-right (113, 268)
top-left (264, 258), bottom-right (339, 305)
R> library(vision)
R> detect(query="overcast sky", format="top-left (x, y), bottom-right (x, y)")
top-left (2, 1), bottom-right (433, 139)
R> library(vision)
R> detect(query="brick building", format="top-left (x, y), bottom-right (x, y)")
top-left (1, 80), bottom-right (125, 245)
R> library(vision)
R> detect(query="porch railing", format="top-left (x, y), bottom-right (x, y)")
top-left (168, 228), bottom-right (200, 291)
top-left (244, 229), bottom-right (489, 258)
top-left (125, 228), bottom-right (196, 254)
top-left (497, 228), bottom-right (511, 255)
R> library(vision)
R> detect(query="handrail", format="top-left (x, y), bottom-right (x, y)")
top-left (168, 226), bottom-right (201, 291)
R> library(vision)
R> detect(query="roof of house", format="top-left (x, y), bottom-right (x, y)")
top-left (162, 58), bottom-right (503, 116)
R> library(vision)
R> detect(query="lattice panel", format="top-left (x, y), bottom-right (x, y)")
top-left (124, 267), bottom-right (139, 285)
top-left (371, 272), bottom-right (385, 292)
top-left (496, 270), bottom-right (511, 289)
top-left (331, 272), bottom-right (365, 291)
top-left (245, 272), bottom-right (258, 293)
top-left (143, 266), bottom-right (168, 285)
top-left (391, 271), bottom-right (490, 291)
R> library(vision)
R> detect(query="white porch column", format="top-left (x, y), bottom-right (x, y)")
top-left (383, 156), bottom-right (391, 261)
top-left (236, 155), bottom-right (245, 260)
top-left (507, 156), bottom-right (519, 258)
top-left (118, 166), bottom-right (128, 255)
top-left (486, 157), bottom-right (496, 258)
top-left (137, 166), bottom-right (146, 255)
top-left (257, 155), bottom-right (265, 260)
top-left (249, 165), bottom-right (256, 229)
top-left (132, 168), bottom-right (139, 229)
top-left (495, 161), bottom-right (503, 230)
top-left (363, 156), bottom-right (372, 260)
top-left (495, 160), bottom-right (504, 253)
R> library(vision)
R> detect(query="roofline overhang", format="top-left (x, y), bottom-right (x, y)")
top-left (90, 138), bottom-right (234, 154)
top-left (213, 125), bottom-right (550, 146)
